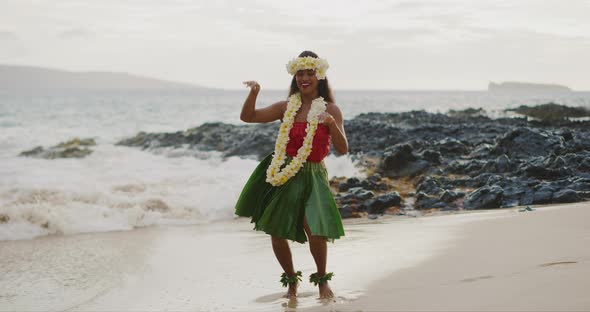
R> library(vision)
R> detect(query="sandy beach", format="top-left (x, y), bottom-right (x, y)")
top-left (309, 201), bottom-right (590, 312)
top-left (1, 202), bottom-right (589, 311)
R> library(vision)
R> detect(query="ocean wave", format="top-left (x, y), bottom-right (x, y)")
top-left (0, 144), bottom-right (363, 241)
top-left (0, 186), bottom-right (206, 241)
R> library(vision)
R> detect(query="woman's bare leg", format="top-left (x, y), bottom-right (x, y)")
top-left (303, 217), bottom-right (334, 299)
top-left (271, 236), bottom-right (298, 298)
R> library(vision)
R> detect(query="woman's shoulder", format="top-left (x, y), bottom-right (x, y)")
top-left (325, 101), bottom-right (343, 116)
top-left (272, 100), bottom-right (288, 107)
top-left (271, 100), bottom-right (288, 112)
top-left (325, 101), bottom-right (339, 108)
top-left (275, 100), bottom-right (288, 112)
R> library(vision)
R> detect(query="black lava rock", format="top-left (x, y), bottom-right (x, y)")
top-left (463, 185), bottom-right (504, 209)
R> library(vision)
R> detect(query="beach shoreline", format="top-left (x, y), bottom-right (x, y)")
top-left (2, 201), bottom-right (588, 311)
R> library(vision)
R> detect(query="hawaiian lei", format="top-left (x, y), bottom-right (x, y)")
top-left (266, 93), bottom-right (327, 186)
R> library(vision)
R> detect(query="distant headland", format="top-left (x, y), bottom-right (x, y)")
top-left (489, 81), bottom-right (572, 93)
top-left (0, 65), bottom-right (210, 94)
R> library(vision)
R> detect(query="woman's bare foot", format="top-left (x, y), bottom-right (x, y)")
top-left (280, 271), bottom-right (301, 299)
top-left (318, 281), bottom-right (334, 299)
top-left (283, 281), bottom-right (298, 299)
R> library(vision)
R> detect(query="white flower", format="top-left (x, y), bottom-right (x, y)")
top-left (286, 56), bottom-right (330, 80)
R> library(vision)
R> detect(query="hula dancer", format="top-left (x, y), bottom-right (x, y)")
top-left (235, 50), bottom-right (348, 299)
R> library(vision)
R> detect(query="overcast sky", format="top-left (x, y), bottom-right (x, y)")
top-left (1, 0), bottom-right (589, 90)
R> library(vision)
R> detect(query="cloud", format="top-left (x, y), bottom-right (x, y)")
top-left (0, 30), bottom-right (25, 58)
top-left (1, 0), bottom-right (589, 89)
top-left (0, 31), bottom-right (18, 41)
top-left (57, 28), bottom-right (95, 39)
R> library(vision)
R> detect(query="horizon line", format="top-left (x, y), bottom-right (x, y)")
top-left (1, 63), bottom-right (587, 92)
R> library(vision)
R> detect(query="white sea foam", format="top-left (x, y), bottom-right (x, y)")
top-left (0, 142), bottom-right (362, 240)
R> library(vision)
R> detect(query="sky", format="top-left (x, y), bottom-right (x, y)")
top-left (1, 0), bottom-right (590, 90)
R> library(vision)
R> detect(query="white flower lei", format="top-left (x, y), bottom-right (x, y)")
top-left (286, 56), bottom-right (330, 80)
top-left (266, 93), bottom-right (327, 186)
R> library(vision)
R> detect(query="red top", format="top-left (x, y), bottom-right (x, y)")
top-left (286, 121), bottom-right (331, 162)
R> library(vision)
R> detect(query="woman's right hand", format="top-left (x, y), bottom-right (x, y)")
top-left (243, 81), bottom-right (260, 93)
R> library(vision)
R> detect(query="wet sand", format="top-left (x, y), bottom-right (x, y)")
top-left (1, 202), bottom-right (589, 311)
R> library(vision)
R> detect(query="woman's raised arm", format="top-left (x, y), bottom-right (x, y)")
top-left (240, 81), bottom-right (286, 123)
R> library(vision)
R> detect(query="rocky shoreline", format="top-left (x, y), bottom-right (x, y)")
top-left (331, 106), bottom-right (590, 217)
top-left (20, 103), bottom-right (590, 219)
top-left (19, 138), bottom-right (96, 159)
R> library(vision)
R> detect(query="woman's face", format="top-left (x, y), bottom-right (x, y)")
top-left (295, 69), bottom-right (319, 96)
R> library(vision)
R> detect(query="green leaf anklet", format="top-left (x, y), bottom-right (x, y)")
top-left (309, 272), bottom-right (334, 286)
top-left (280, 271), bottom-right (302, 287)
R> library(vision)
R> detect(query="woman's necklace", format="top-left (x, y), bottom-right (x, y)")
top-left (266, 92), bottom-right (327, 186)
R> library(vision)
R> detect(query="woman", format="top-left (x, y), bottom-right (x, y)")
top-left (235, 51), bottom-right (348, 300)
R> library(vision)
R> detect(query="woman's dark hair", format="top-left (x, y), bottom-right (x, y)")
top-left (288, 50), bottom-right (335, 103)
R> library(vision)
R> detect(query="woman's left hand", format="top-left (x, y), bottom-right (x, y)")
top-left (318, 112), bottom-right (336, 126)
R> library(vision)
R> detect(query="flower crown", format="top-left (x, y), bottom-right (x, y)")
top-left (286, 56), bottom-right (330, 80)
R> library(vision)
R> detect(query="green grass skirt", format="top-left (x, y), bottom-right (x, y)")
top-left (234, 153), bottom-right (345, 244)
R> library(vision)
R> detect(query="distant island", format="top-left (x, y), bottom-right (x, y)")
top-left (0, 65), bottom-right (210, 94)
top-left (489, 81), bottom-right (572, 93)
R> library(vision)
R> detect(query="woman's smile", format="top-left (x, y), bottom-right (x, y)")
top-left (296, 69), bottom-right (318, 94)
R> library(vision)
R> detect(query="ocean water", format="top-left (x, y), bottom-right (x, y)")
top-left (1, 90), bottom-right (589, 240)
